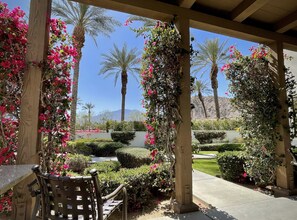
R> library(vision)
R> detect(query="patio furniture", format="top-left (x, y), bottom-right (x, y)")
top-left (0, 164), bottom-right (35, 194)
top-left (29, 165), bottom-right (127, 220)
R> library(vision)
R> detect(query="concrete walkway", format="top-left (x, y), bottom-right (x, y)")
top-left (192, 170), bottom-right (297, 220)
top-left (153, 170), bottom-right (297, 220)
top-left (192, 154), bottom-right (216, 159)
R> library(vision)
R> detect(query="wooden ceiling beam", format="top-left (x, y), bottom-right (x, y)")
top-left (178, 0), bottom-right (196, 9)
top-left (274, 10), bottom-right (297, 33)
top-left (231, 0), bottom-right (270, 22)
top-left (70, 0), bottom-right (297, 51)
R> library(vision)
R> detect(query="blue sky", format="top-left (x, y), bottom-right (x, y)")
top-left (6, 0), bottom-right (256, 115)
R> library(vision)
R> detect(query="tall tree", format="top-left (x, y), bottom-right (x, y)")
top-left (192, 38), bottom-right (229, 119)
top-left (99, 44), bottom-right (140, 121)
top-left (126, 15), bottom-right (157, 36)
top-left (193, 80), bottom-right (211, 118)
top-left (82, 102), bottom-right (95, 130)
top-left (52, 0), bottom-right (120, 140)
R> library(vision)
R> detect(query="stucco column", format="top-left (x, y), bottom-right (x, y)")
top-left (173, 16), bottom-right (199, 213)
top-left (269, 41), bottom-right (295, 196)
top-left (13, 0), bottom-right (51, 219)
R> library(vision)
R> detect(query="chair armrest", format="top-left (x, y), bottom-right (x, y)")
top-left (102, 184), bottom-right (126, 201)
top-left (27, 179), bottom-right (40, 197)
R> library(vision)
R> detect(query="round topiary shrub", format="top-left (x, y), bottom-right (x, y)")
top-left (84, 161), bottom-right (121, 175)
top-left (217, 151), bottom-right (246, 182)
top-left (116, 147), bottom-right (151, 168)
top-left (111, 131), bottom-right (136, 145)
top-left (193, 131), bottom-right (226, 144)
top-left (87, 142), bottom-right (124, 157)
top-left (217, 143), bottom-right (244, 152)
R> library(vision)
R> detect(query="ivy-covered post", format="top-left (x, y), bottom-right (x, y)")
top-left (13, 0), bottom-right (51, 219)
top-left (174, 16), bottom-right (199, 213)
top-left (270, 41), bottom-right (295, 195)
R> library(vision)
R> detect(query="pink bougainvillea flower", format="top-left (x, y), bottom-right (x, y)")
top-left (150, 163), bottom-right (159, 172)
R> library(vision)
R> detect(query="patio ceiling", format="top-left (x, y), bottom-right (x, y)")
top-left (71, 0), bottom-right (297, 51)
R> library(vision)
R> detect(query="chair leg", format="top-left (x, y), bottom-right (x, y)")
top-left (122, 188), bottom-right (128, 220)
top-left (32, 194), bottom-right (41, 220)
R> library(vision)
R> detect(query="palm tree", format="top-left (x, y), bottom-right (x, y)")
top-left (193, 80), bottom-right (211, 118)
top-left (52, 0), bottom-right (120, 140)
top-left (99, 44), bottom-right (140, 121)
top-left (126, 15), bottom-right (157, 36)
top-left (82, 102), bottom-right (95, 130)
top-left (192, 38), bottom-right (229, 119)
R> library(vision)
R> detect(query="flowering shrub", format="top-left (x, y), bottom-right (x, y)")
top-left (0, 2), bottom-right (76, 215)
top-left (38, 18), bottom-right (77, 174)
top-left (223, 45), bottom-right (295, 186)
top-left (140, 22), bottom-right (183, 180)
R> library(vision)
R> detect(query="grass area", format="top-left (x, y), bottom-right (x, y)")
top-left (192, 159), bottom-right (221, 177)
top-left (197, 151), bottom-right (218, 155)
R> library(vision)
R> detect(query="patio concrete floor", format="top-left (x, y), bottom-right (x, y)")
top-left (153, 170), bottom-right (297, 220)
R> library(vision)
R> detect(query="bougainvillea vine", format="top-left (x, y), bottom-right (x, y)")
top-left (140, 22), bottom-right (184, 185)
top-left (0, 2), bottom-right (76, 215)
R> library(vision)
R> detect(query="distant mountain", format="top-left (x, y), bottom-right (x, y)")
top-left (191, 96), bottom-right (240, 119)
top-left (92, 97), bottom-right (238, 122)
top-left (92, 109), bottom-right (144, 122)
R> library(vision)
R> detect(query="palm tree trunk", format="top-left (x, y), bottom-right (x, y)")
top-left (88, 110), bottom-right (91, 131)
top-left (213, 88), bottom-right (220, 119)
top-left (211, 64), bottom-right (220, 119)
top-left (70, 25), bottom-right (85, 140)
top-left (121, 71), bottom-right (128, 121)
top-left (198, 92), bottom-right (208, 118)
top-left (70, 60), bottom-right (80, 140)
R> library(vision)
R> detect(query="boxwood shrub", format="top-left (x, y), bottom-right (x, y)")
top-left (88, 142), bottom-right (124, 157)
top-left (217, 151), bottom-right (246, 182)
top-left (67, 138), bottom-right (113, 155)
top-left (84, 161), bottom-right (121, 175)
top-left (66, 154), bottom-right (91, 174)
top-left (111, 131), bottom-right (135, 145)
top-left (217, 143), bottom-right (244, 152)
top-left (97, 164), bottom-right (172, 211)
top-left (193, 131), bottom-right (226, 144)
top-left (116, 147), bottom-right (151, 168)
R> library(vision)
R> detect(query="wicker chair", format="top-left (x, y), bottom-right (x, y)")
top-left (29, 165), bottom-right (127, 220)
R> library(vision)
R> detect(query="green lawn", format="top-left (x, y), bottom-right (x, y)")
top-left (192, 159), bottom-right (221, 177)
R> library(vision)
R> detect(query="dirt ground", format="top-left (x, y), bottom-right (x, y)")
top-left (109, 196), bottom-right (209, 220)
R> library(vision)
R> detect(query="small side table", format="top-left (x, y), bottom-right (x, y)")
top-left (0, 164), bottom-right (35, 194)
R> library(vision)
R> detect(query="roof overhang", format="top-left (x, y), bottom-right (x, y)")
top-left (71, 0), bottom-right (297, 51)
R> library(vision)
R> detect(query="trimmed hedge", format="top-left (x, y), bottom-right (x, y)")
top-left (67, 139), bottom-right (123, 156)
top-left (66, 154), bottom-right (91, 174)
top-left (67, 138), bottom-right (113, 155)
top-left (192, 143), bottom-right (225, 152)
top-left (84, 161), bottom-right (120, 175)
top-left (192, 118), bottom-right (242, 130)
top-left (217, 151), bottom-right (246, 182)
top-left (111, 131), bottom-right (136, 145)
top-left (133, 121), bottom-right (146, 131)
top-left (98, 164), bottom-right (172, 211)
top-left (217, 143), bottom-right (244, 152)
top-left (88, 142), bottom-right (124, 157)
top-left (116, 147), bottom-right (151, 168)
top-left (193, 131), bottom-right (226, 144)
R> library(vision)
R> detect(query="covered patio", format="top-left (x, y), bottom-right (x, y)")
top-left (13, 0), bottom-right (297, 219)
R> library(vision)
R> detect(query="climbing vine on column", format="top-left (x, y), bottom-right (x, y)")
top-left (223, 46), bottom-right (296, 186)
top-left (141, 22), bottom-right (184, 181)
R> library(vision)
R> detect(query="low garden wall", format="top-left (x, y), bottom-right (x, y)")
top-left (76, 130), bottom-right (242, 147)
